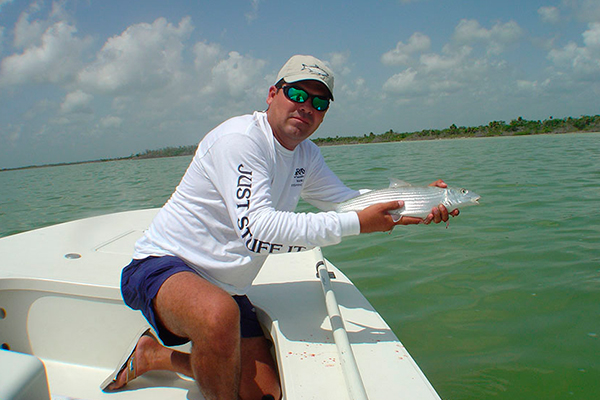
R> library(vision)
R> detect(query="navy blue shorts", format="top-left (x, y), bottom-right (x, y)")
top-left (121, 255), bottom-right (264, 346)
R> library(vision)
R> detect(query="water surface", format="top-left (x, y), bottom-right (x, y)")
top-left (1, 133), bottom-right (598, 399)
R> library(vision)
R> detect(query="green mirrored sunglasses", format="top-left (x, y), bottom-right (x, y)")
top-left (282, 85), bottom-right (330, 112)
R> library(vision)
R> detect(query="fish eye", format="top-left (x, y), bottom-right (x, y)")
top-left (461, 188), bottom-right (468, 194)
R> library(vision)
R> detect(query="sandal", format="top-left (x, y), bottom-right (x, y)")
top-left (100, 327), bottom-right (155, 391)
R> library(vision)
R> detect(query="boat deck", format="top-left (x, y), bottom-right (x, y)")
top-left (0, 209), bottom-right (440, 399)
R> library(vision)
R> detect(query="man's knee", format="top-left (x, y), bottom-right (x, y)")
top-left (179, 294), bottom-right (240, 352)
top-left (154, 272), bottom-right (240, 349)
top-left (201, 294), bottom-right (241, 347)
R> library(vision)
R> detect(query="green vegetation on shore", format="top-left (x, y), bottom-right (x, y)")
top-left (131, 145), bottom-right (198, 159)
top-left (312, 114), bottom-right (600, 146)
top-left (3, 115), bottom-right (599, 171)
top-left (132, 115), bottom-right (600, 157)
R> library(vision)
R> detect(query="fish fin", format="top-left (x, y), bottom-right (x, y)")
top-left (389, 208), bottom-right (404, 222)
top-left (389, 178), bottom-right (411, 188)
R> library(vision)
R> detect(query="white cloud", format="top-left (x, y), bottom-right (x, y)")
top-left (246, 0), bottom-right (261, 23)
top-left (60, 90), bottom-right (93, 114)
top-left (383, 68), bottom-right (421, 94)
top-left (538, 6), bottom-right (561, 24)
top-left (582, 22), bottom-right (600, 49)
top-left (64, 17), bottom-right (270, 150)
top-left (519, 21), bottom-right (600, 97)
top-left (381, 32), bottom-right (431, 66)
top-left (13, 2), bottom-right (46, 49)
top-left (547, 22), bottom-right (600, 80)
top-left (192, 42), bottom-right (268, 100)
top-left (516, 79), bottom-right (538, 92)
top-left (0, 20), bottom-right (91, 86)
top-left (193, 41), bottom-right (221, 70)
top-left (192, 41), bottom-right (224, 89)
top-left (100, 115), bottom-right (123, 128)
top-left (420, 44), bottom-right (472, 72)
top-left (78, 17), bottom-right (193, 94)
top-left (381, 20), bottom-right (517, 102)
top-left (381, 19), bottom-right (524, 102)
top-left (328, 51), bottom-right (352, 76)
top-left (338, 76), bottom-right (367, 102)
top-left (384, 45), bottom-right (501, 98)
top-left (205, 51), bottom-right (267, 97)
top-left (452, 19), bottom-right (523, 55)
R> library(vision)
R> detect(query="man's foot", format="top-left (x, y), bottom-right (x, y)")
top-left (101, 328), bottom-right (160, 391)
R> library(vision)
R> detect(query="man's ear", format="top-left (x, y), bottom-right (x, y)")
top-left (266, 85), bottom-right (278, 107)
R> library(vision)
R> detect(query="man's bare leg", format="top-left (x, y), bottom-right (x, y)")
top-left (104, 333), bottom-right (193, 390)
top-left (240, 336), bottom-right (281, 399)
top-left (109, 271), bottom-right (281, 399)
top-left (154, 271), bottom-right (242, 400)
top-left (109, 335), bottom-right (281, 399)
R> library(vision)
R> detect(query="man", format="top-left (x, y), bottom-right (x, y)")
top-left (102, 55), bottom-right (457, 400)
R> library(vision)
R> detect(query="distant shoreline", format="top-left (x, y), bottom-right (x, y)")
top-left (311, 114), bottom-right (600, 147)
top-left (313, 128), bottom-right (600, 147)
top-left (3, 115), bottom-right (599, 172)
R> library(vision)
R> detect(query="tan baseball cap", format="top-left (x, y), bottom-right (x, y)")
top-left (276, 55), bottom-right (334, 100)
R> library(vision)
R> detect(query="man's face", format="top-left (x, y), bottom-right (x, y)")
top-left (266, 80), bottom-right (330, 150)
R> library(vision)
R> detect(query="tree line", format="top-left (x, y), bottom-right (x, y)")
top-left (311, 115), bottom-right (600, 146)
top-left (130, 144), bottom-right (198, 159)
top-left (3, 115), bottom-right (598, 171)
top-left (132, 115), bottom-right (600, 159)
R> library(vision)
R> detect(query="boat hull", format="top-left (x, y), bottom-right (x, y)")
top-left (0, 209), bottom-right (440, 399)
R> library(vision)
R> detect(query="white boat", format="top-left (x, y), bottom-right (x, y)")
top-left (0, 209), bottom-right (441, 400)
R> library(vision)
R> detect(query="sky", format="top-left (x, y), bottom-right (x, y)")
top-left (0, 0), bottom-right (599, 169)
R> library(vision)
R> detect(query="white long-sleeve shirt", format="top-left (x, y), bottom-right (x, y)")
top-left (134, 111), bottom-right (361, 294)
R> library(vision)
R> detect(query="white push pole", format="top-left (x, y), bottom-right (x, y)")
top-left (315, 247), bottom-right (369, 400)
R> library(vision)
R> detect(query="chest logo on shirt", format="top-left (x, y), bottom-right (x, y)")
top-left (292, 167), bottom-right (305, 187)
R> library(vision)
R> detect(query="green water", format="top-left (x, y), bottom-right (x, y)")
top-left (1, 133), bottom-right (599, 399)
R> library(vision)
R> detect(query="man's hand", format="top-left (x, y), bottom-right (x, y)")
top-left (356, 179), bottom-right (460, 233)
top-left (357, 200), bottom-right (406, 233)
top-left (424, 179), bottom-right (459, 224)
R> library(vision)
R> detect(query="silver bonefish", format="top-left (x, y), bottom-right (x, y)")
top-left (335, 179), bottom-right (481, 219)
